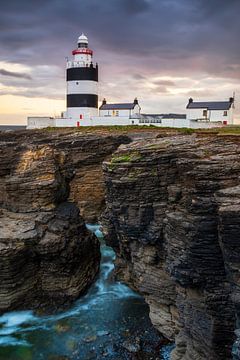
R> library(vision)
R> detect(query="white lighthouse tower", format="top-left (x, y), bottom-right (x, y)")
top-left (66, 34), bottom-right (98, 124)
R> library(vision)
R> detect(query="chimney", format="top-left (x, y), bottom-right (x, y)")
top-left (188, 98), bottom-right (193, 104)
top-left (102, 98), bottom-right (107, 105)
top-left (134, 98), bottom-right (138, 105)
top-left (229, 97), bottom-right (234, 104)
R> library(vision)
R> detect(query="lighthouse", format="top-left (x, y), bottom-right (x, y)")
top-left (66, 34), bottom-right (98, 123)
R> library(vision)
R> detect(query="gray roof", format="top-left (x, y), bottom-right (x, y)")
top-left (187, 101), bottom-right (232, 110)
top-left (99, 103), bottom-right (136, 110)
top-left (142, 113), bottom-right (186, 119)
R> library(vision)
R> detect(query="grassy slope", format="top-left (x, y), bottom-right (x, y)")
top-left (43, 125), bottom-right (240, 136)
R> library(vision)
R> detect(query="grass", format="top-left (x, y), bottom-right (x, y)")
top-left (42, 125), bottom-right (240, 136)
top-left (109, 151), bottom-right (142, 170)
top-left (111, 151), bottom-right (142, 164)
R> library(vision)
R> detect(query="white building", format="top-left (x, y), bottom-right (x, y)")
top-left (66, 33), bottom-right (98, 123)
top-left (27, 34), bottom-right (236, 129)
top-left (139, 114), bottom-right (188, 127)
top-left (186, 98), bottom-right (234, 125)
top-left (91, 98), bottom-right (141, 125)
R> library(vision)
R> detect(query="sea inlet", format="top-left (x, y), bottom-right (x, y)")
top-left (0, 225), bottom-right (173, 360)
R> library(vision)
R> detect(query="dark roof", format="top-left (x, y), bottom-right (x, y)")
top-left (187, 101), bottom-right (233, 110)
top-left (142, 113), bottom-right (186, 119)
top-left (99, 103), bottom-right (136, 110)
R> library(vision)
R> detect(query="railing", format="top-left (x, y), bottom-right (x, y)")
top-left (66, 61), bottom-right (98, 69)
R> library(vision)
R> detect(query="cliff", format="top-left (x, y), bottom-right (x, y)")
top-left (102, 134), bottom-right (240, 360)
top-left (0, 129), bottom-right (130, 313)
top-left (1, 127), bottom-right (240, 358)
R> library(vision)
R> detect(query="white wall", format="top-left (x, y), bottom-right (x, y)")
top-left (189, 120), bottom-right (224, 129)
top-left (27, 117), bottom-right (55, 129)
top-left (138, 117), bottom-right (225, 129)
top-left (161, 118), bottom-right (190, 128)
top-left (27, 114), bottom-right (228, 130)
top-left (55, 118), bottom-right (80, 127)
top-left (66, 107), bottom-right (98, 121)
top-left (138, 117), bottom-right (190, 128)
top-left (99, 109), bottom-right (131, 117)
top-left (91, 116), bottom-right (133, 126)
top-left (67, 80), bottom-right (98, 95)
top-left (99, 104), bottom-right (140, 118)
top-left (187, 108), bottom-right (234, 124)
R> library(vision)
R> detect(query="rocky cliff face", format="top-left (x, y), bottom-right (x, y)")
top-left (0, 129), bottom-right (130, 313)
top-left (103, 134), bottom-right (240, 360)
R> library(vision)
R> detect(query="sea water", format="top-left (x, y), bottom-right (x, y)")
top-left (0, 225), bottom-right (173, 360)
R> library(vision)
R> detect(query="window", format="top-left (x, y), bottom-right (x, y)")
top-left (112, 110), bottom-right (116, 116)
top-left (78, 43), bottom-right (88, 49)
top-left (223, 111), bottom-right (228, 116)
top-left (116, 111), bottom-right (119, 116)
top-left (203, 110), bottom-right (207, 117)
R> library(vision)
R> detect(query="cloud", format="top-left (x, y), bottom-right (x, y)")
top-left (153, 80), bottom-right (175, 87)
top-left (0, 69), bottom-right (32, 80)
top-left (153, 86), bottom-right (169, 94)
top-left (132, 74), bottom-right (146, 80)
top-left (120, 0), bottom-right (151, 14)
top-left (0, 0), bottom-right (239, 120)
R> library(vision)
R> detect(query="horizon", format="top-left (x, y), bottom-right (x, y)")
top-left (0, 0), bottom-right (240, 125)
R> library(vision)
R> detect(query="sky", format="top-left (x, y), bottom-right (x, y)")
top-left (0, 0), bottom-right (240, 124)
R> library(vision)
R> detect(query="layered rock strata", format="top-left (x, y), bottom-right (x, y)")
top-left (0, 129), bottom-right (130, 222)
top-left (0, 130), bottom-right (130, 313)
top-left (103, 135), bottom-right (240, 360)
top-left (0, 203), bottom-right (99, 312)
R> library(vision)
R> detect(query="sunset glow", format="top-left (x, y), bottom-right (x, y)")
top-left (0, 0), bottom-right (240, 124)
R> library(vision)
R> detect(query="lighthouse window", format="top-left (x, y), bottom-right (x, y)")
top-left (76, 82), bottom-right (79, 85)
top-left (78, 43), bottom-right (88, 48)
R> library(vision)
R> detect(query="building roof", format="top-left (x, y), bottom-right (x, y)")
top-left (142, 113), bottom-right (186, 119)
top-left (99, 103), bottom-right (136, 110)
top-left (187, 100), bottom-right (233, 111)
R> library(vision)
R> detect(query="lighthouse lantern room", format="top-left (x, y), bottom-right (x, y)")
top-left (66, 34), bottom-right (98, 123)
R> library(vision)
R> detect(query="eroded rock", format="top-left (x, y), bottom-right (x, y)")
top-left (0, 129), bottom-right (130, 313)
top-left (103, 134), bottom-right (240, 360)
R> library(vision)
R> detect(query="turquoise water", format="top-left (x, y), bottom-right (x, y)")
top-left (0, 225), bottom-right (172, 360)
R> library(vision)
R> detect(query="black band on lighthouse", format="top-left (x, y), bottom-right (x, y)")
top-left (67, 67), bottom-right (98, 81)
top-left (67, 94), bottom-right (98, 108)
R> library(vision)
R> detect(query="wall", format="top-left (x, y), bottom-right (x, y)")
top-left (66, 107), bottom-right (98, 121)
top-left (187, 108), bottom-right (234, 124)
top-left (27, 117), bottom-right (55, 129)
top-left (137, 117), bottom-right (223, 128)
top-left (161, 118), bottom-right (189, 128)
top-left (91, 116), bottom-right (133, 126)
top-left (55, 118), bottom-right (79, 127)
top-left (99, 104), bottom-right (140, 118)
top-left (99, 109), bottom-right (131, 117)
top-left (67, 80), bottom-right (98, 95)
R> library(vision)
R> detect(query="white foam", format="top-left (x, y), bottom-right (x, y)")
top-left (0, 311), bottom-right (36, 328)
top-left (0, 336), bottom-right (30, 347)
